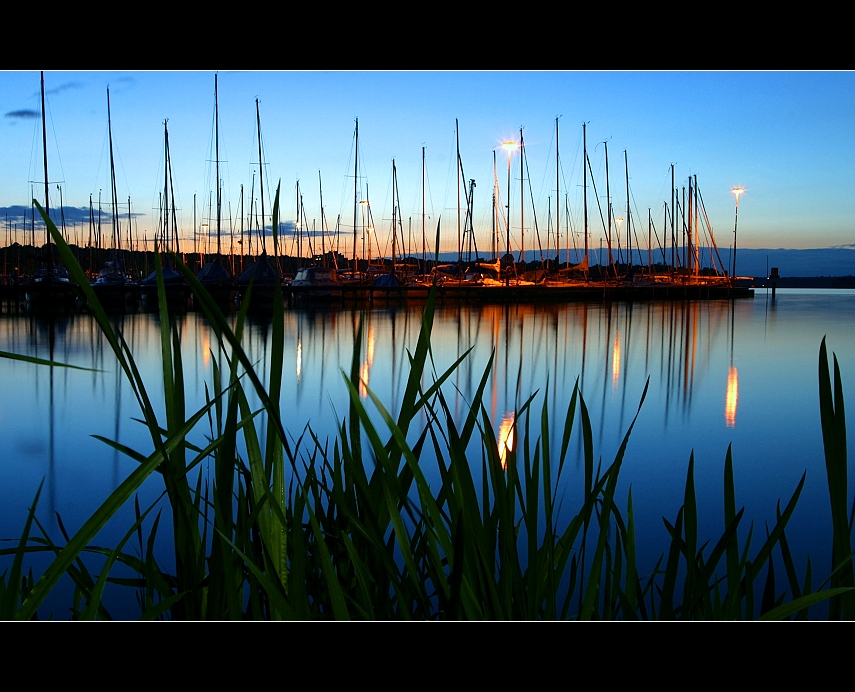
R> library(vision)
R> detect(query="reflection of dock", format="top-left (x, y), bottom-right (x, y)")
top-left (319, 281), bottom-right (754, 305)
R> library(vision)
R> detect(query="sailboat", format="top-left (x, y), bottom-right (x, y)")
top-left (91, 86), bottom-right (138, 309)
top-left (140, 119), bottom-right (190, 307)
top-left (25, 71), bottom-right (79, 311)
top-left (195, 74), bottom-right (236, 306)
top-left (235, 98), bottom-right (281, 307)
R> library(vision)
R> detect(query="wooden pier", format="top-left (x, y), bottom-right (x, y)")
top-left (297, 281), bottom-right (755, 305)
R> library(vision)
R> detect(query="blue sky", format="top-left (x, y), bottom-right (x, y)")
top-left (1, 70), bottom-right (853, 261)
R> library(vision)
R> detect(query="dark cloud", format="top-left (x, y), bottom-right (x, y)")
top-left (5, 109), bottom-right (39, 120)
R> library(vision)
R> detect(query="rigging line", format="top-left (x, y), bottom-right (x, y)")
top-left (648, 205), bottom-right (666, 266)
top-left (627, 180), bottom-right (650, 268)
top-left (522, 137), bottom-right (545, 263)
top-left (696, 185), bottom-right (726, 275)
top-left (586, 154), bottom-right (612, 271)
top-left (565, 194), bottom-right (583, 265)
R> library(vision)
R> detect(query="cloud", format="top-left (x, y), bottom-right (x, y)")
top-left (46, 81), bottom-right (83, 96)
top-left (0, 204), bottom-right (143, 228)
top-left (5, 109), bottom-right (39, 120)
top-left (5, 80), bottom-right (85, 121)
top-left (107, 76), bottom-right (136, 93)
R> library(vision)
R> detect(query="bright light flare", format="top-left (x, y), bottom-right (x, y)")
top-left (731, 186), bottom-right (745, 204)
top-left (500, 140), bottom-right (519, 157)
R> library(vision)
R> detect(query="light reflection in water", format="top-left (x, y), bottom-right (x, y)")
top-left (360, 322), bottom-right (375, 399)
top-left (612, 329), bottom-right (621, 391)
top-left (725, 365), bottom-right (738, 427)
top-left (497, 412), bottom-right (515, 470)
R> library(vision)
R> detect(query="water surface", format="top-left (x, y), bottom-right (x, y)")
top-left (1, 288), bottom-right (852, 617)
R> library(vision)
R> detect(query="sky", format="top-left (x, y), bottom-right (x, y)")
top-left (1, 70), bottom-right (853, 264)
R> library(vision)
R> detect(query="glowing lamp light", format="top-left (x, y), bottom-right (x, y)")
top-left (501, 140), bottom-right (519, 156)
top-left (732, 186), bottom-right (745, 203)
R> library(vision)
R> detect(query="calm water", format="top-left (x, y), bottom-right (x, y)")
top-left (1, 288), bottom-right (853, 617)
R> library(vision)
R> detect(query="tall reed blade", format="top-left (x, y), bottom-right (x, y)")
top-left (819, 337), bottom-right (853, 619)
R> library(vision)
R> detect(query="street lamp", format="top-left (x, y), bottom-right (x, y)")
top-left (731, 187), bottom-right (745, 279)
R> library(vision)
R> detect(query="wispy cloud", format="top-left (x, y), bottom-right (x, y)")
top-left (107, 76), bottom-right (136, 93)
top-left (46, 81), bottom-right (83, 96)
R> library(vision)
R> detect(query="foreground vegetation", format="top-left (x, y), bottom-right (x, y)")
top-left (1, 193), bottom-right (852, 620)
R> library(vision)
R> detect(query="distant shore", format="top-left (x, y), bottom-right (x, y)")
top-left (753, 276), bottom-right (855, 289)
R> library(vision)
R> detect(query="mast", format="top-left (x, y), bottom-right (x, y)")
top-left (694, 174), bottom-right (700, 278)
top-left (352, 117), bottom-right (359, 275)
top-left (555, 117), bottom-right (560, 266)
top-left (687, 179), bottom-right (694, 274)
top-left (456, 119), bottom-right (461, 265)
top-left (41, 72), bottom-right (50, 225)
top-left (519, 127), bottom-right (525, 263)
top-left (682, 185), bottom-right (687, 270)
top-left (256, 99), bottom-right (265, 256)
top-left (248, 173), bottom-right (255, 260)
top-left (319, 170), bottom-right (326, 266)
top-left (583, 122), bottom-right (589, 279)
top-left (492, 150), bottom-right (498, 260)
top-left (107, 86), bottom-right (121, 255)
top-left (504, 134), bottom-right (512, 269)
top-left (88, 194), bottom-right (94, 272)
top-left (163, 120), bottom-right (169, 253)
top-left (391, 160), bottom-right (398, 271)
top-left (671, 164), bottom-right (676, 271)
top-left (215, 73), bottom-right (222, 256)
top-left (296, 180), bottom-right (301, 265)
top-left (648, 207), bottom-right (653, 273)
top-left (625, 149), bottom-right (631, 278)
top-left (421, 146), bottom-right (426, 268)
top-left (128, 196), bottom-right (134, 276)
top-left (605, 140), bottom-right (614, 275)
